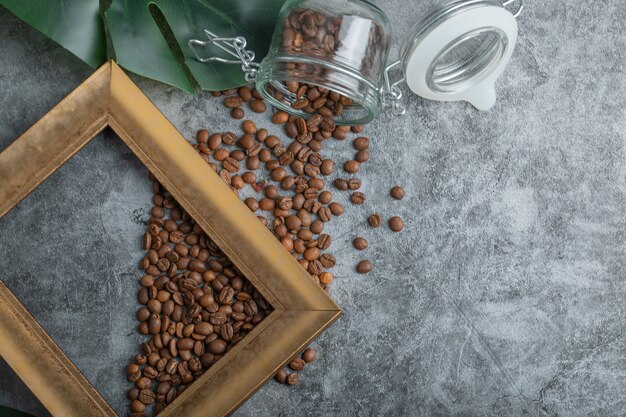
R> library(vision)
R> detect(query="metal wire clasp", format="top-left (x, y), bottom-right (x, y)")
top-left (382, 60), bottom-right (406, 116)
top-left (188, 30), bottom-right (259, 82)
top-left (502, 0), bottom-right (524, 18)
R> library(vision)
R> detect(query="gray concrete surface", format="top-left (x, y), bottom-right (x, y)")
top-left (1, 1), bottom-right (625, 416)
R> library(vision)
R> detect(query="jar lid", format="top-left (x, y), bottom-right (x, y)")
top-left (400, 0), bottom-right (519, 109)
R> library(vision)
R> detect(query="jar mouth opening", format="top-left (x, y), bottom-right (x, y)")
top-left (426, 27), bottom-right (508, 93)
top-left (256, 56), bottom-right (381, 126)
top-left (399, 0), bottom-right (501, 71)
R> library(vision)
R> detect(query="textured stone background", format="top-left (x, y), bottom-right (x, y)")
top-left (1, 1), bottom-right (625, 416)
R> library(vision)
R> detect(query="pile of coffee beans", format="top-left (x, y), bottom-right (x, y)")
top-left (127, 176), bottom-right (272, 417)
top-left (130, 76), bottom-right (408, 414)
top-left (197, 84), bottom-right (371, 291)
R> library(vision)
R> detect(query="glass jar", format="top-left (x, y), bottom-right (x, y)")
top-left (255, 0), bottom-right (393, 125)
top-left (189, 0), bottom-right (524, 125)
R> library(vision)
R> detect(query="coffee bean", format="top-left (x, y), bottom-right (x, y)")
top-left (356, 260), bottom-right (373, 274)
top-left (220, 323), bottom-right (234, 341)
top-left (318, 234), bottom-right (332, 250)
top-left (368, 214), bottom-right (382, 228)
top-left (319, 272), bottom-right (333, 285)
top-left (334, 178), bottom-right (348, 190)
top-left (275, 369), bottom-right (288, 384)
top-left (224, 96), bottom-right (243, 108)
top-left (289, 358), bottom-right (306, 371)
top-left (149, 314), bottom-right (161, 334)
top-left (231, 107), bottom-right (244, 119)
top-left (285, 121), bottom-right (298, 138)
top-left (343, 160), bottom-right (360, 173)
top-left (249, 99), bottom-right (266, 113)
top-left (130, 400), bottom-right (146, 413)
top-left (242, 120), bottom-right (257, 134)
top-left (347, 178), bottom-right (362, 190)
top-left (128, 387), bottom-right (140, 401)
top-left (177, 338), bottom-right (194, 351)
top-left (310, 220), bottom-right (324, 234)
top-left (389, 216), bottom-right (404, 232)
top-left (350, 192), bottom-right (366, 205)
top-left (329, 202), bottom-right (344, 216)
top-left (320, 159), bottom-right (334, 175)
top-left (390, 186), bottom-right (405, 200)
top-left (353, 137), bottom-right (370, 150)
top-left (302, 348), bottom-right (317, 363)
top-left (292, 98), bottom-right (309, 110)
top-left (257, 129), bottom-right (268, 142)
top-left (355, 150), bottom-right (369, 163)
top-left (237, 86), bottom-right (252, 102)
top-left (272, 111), bottom-right (290, 124)
top-left (319, 253), bottom-right (336, 268)
top-left (139, 389), bottom-right (156, 405)
top-left (197, 129), bottom-right (209, 144)
top-left (285, 215), bottom-right (302, 230)
top-left (143, 366), bottom-right (158, 379)
top-left (142, 233), bottom-right (152, 250)
top-left (222, 131), bottom-right (237, 145)
top-left (318, 206), bottom-right (332, 222)
top-left (287, 373), bottom-right (300, 385)
top-left (353, 237), bottom-right (368, 250)
top-left (303, 247), bottom-right (320, 261)
top-left (208, 339), bottom-right (227, 355)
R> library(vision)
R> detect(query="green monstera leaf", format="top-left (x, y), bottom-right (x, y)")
top-left (0, 0), bottom-right (286, 92)
top-left (106, 0), bottom-right (285, 92)
top-left (0, 0), bottom-right (106, 68)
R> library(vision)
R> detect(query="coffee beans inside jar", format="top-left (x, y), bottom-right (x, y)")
top-left (251, 2), bottom-right (392, 127)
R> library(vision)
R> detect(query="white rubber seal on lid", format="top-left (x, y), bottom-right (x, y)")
top-left (404, 5), bottom-right (518, 110)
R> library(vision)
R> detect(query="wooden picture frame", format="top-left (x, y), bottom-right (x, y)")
top-left (0, 61), bottom-right (341, 417)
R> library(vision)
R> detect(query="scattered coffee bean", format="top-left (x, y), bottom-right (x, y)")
top-left (289, 358), bottom-right (306, 371)
top-left (238, 86), bottom-right (253, 102)
top-left (368, 214), bottom-right (382, 228)
top-left (353, 137), bottom-right (370, 150)
top-left (231, 107), bottom-right (244, 119)
top-left (350, 192), bottom-right (366, 205)
top-left (275, 369), bottom-right (288, 384)
top-left (347, 178), bottom-right (361, 190)
top-left (390, 186), bottom-right (405, 200)
top-left (334, 178), bottom-right (348, 191)
top-left (287, 373), bottom-right (300, 385)
top-left (249, 99), bottom-right (267, 113)
top-left (352, 237), bottom-right (368, 250)
top-left (302, 348), bottom-right (317, 363)
top-left (319, 272), bottom-right (333, 285)
top-left (356, 260), bottom-right (373, 274)
top-left (224, 96), bottom-right (243, 108)
top-left (355, 150), bottom-right (369, 163)
top-left (197, 129), bottom-right (209, 144)
top-left (272, 111), bottom-right (290, 124)
top-left (389, 216), bottom-right (404, 232)
top-left (343, 160), bottom-right (360, 174)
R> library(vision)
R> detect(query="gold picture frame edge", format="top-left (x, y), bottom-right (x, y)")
top-left (0, 60), bottom-right (342, 417)
top-left (0, 282), bottom-right (117, 417)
